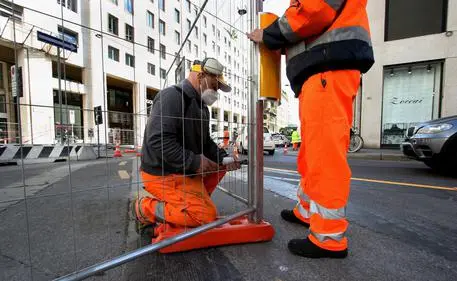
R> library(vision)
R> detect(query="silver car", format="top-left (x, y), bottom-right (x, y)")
top-left (401, 115), bottom-right (457, 174)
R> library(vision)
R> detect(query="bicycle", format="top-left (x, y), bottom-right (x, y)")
top-left (348, 127), bottom-right (364, 153)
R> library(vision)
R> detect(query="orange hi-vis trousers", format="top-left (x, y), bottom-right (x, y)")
top-left (139, 170), bottom-right (226, 228)
top-left (293, 70), bottom-right (360, 251)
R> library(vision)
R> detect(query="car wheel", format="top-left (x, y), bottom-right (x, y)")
top-left (268, 149), bottom-right (275, 156)
top-left (424, 157), bottom-right (440, 171)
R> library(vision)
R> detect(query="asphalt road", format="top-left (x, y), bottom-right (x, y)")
top-left (0, 150), bottom-right (456, 281)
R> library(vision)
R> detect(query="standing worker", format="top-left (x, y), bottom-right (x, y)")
top-left (132, 58), bottom-right (241, 234)
top-left (291, 130), bottom-right (300, 151)
top-left (248, 0), bottom-right (374, 258)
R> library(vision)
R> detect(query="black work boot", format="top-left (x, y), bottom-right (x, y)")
top-left (131, 198), bottom-right (157, 237)
top-left (288, 237), bottom-right (348, 259)
top-left (280, 209), bottom-right (310, 227)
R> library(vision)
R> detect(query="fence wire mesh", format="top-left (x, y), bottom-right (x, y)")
top-left (0, 0), bottom-right (261, 280)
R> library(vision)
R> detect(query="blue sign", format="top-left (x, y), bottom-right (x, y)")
top-left (37, 30), bottom-right (78, 52)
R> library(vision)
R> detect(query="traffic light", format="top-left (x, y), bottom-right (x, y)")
top-left (94, 105), bottom-right (103, 125)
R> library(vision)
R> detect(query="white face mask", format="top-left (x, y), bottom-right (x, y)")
top-left (200, 77), bottom-right (218, 106)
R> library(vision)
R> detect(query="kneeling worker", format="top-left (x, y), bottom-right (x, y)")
top-left (132, 58), bottom-right (241, 233)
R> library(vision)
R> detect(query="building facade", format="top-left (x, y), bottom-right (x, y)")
top-left (0, 0), bottom-right (252, 146)
top-left (362, 0), bottom-right (457, 148)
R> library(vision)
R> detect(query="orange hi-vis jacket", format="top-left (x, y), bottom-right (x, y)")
top-left (263, 0), bottom-right (374, 96)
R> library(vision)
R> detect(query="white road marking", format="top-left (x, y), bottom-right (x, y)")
top-left (118, 170), bottom-right (130, 179)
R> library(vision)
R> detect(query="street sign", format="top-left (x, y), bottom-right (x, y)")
top-left (37, 30), bottom-right (78, 52)
top-left (69, 110), bottom-right (75, 125)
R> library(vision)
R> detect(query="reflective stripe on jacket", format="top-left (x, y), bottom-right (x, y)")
top-left (263, 0), bottom-right (374, 96)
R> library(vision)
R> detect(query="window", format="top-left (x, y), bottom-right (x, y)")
top-left (108, 46), bottom-right (119, 61)
top-left (175, 8), bottom-right (180, 23)
top-left (159, 20), bottom-right (166, 35)
top-left (58, 26), bottom-right (78, 45)
top-left (125, 24), bottom-right (134, 42)
top-left (186, 0), bottom-right (191, 12)
top-left (125, 0), bottom-right (133, 14)
top-left (217, 46), bottom-right (220, 55)
top-left (217, 29), bottom-right (220, 39)
top-left (381, 62), bottom-right (442, 146)
top-left (212, 41), bottom-right (215, 52)
top-left (57, 0), bottom-right (77, 13)
top-left (187, 19), bottom-right (191, 31)
top-left (160, 68), bottom-right (166, 79)
top-left (203, 33), bottom-right (207, 44)
top-left (203, 15), bottom-right (207, 27)
top-left (108, 14), bottom-right (118, 35)
top-left (212, 24), bottom-right (215, 35)
top-left (194, 44), bottom-right (198, 56)
top-left (147, 37), bottom-right (154, 53)
top-left (385, 0), bottom-right (447, 41)
top-left (175, 31), bottom-right (181, 45)
top-left (224, 37), bottom-right (227, 45)
top-left (159, 0), bottom-right (165, 11)
top-left (195, 26), bottom-right (198, 38)
top-left (125, 53), bottom-right (135, 67)
top-left (147, 63), bottom-right (155, 75)
top-left (187, 41), bottom-right (191, 52)
top-left (147, 11), bottom-right (154, 28)
top-left (160, 44), bottom-right (166, 59)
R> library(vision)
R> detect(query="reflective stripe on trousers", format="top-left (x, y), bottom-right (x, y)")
top-left (297, 70), bottom-right (359, 251)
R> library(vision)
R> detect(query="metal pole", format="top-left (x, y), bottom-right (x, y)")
top-left (53, 208), bottom-right (255, 281)
top-left (248, 0), bottom-right (262, 222)
top-left (57, 47), bottom-right (63, 144)
top-left (255, 100), bottom-right (264, 222)
top-left (97, 124), bottom-right (100, 158)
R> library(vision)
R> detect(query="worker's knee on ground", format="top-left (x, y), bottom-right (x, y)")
top-left (193, 204), bottom-right (217, 225)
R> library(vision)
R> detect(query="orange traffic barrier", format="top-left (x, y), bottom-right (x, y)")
top-left (283, 143), bottom-right (288, 155)
top-left (152, 215), bottom-right (275, 253)
top-left (124, 148), bottom-right (136, 153)
top-left (113, 144), bottom-right (123, 157)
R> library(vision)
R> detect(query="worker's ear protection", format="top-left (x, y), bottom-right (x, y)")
top-left (192, 58), bottom-right (223, 76)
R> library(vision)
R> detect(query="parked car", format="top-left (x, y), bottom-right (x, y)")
top-left (401, 115), bottom-right (457, 174)
top-left (271, 133), bottom-right (291, 147)
top-left (236, 126), bottom-right (276, 155)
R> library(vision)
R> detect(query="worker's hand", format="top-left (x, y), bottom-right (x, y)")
top-left (222, 156), bottom-right (241, 172)
top-left (196, 155), bottom-right (219, 175)
top-left (246, 29), bottom-right (264, 43)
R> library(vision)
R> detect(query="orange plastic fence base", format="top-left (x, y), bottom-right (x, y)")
top-left (152, 216), bottom-right (275, 254)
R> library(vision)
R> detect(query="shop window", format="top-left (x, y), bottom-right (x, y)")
top-left (381, 62), bottom-right (442, 146)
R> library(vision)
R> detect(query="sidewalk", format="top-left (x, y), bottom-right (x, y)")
top-left (283, 148), bottom-right (409, 161)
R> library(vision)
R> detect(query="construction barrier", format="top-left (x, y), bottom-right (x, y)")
top-left (0, 144), bottom-right (97, 164)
